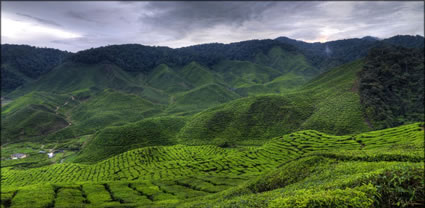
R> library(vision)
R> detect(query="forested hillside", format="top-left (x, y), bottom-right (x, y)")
top-left (358, 46), bottom-right (424, 129)
top-left (1, 35), bottom-right (424, 208)
top-left (276, 35), bottom-right (424, 70)
top-left (0, 45), bottom-right (71, 92)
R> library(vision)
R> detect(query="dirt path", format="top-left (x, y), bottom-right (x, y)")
top-left (55, 96), bottom-right (76, 128)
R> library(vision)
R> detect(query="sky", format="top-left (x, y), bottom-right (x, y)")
top-left (1, 1), bottom-right (424, 52)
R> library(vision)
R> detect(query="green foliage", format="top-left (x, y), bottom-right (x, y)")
top-left (1, 123), bottom-right (424, 207)
top-left (269, 184), bottom-right (377, 208)
top-left (276, 35), bottom-right (424, 71)
top-left (247, 156), bottom-right (330, 193)
top-left (178, 94), bottom-right (314, 144)
top-left (1, 92), bottom-right (71, 143)
top-left (358, 46), bottom-right (424, 129)
top-left (369, 166), bottom-right (425, 207)
top-left (167, 83), bottom-right (240, 114)
top-left (69, 40), bottom-right (297, 73)
top-left (2, 36), bottom-right (425, 208)
top-left (9, 63), bottom-right (145, 97)
top-left (10, 184), bottom-right (54, 208)
top-left (1, 44), bottom-right (70, 93)
top-left (74, 116), bottom-right (186, 162)
top-left (179, 60), bottom-right (369, 145)
top-left (70, 89), bottom-right (160, 133)
top-left (54, 187), bottom-right (87, 208)
top-left (178, 61), bottom-right (218, 87)
top-left (147, 64), bottom-right (191, 93)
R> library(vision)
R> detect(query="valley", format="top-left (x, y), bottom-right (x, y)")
top-left (1, 35), bottom-right (424, 207)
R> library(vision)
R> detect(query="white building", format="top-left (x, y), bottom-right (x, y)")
top-left (11, 153), bottom-right (27, 160)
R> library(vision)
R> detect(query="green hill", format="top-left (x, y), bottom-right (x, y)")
top-left (1, 44), bottom-right (71, 93)
top-left (178, 60), bottom-right (370, 146)
top-left (1, 92), bottom-right (73, 144)
top-left (1, 37), bottom-right (424, 208)
top-left (73, 116), bottom-right (186, 163)
top-left (212, 60), bottom-right (281, 88)
top-left (147, 64), bottom-right (191, 93)
top-left (177, 62), bottom-right (219, 87)
top-left (254, 46), bottom-right (320, 76)
top-left (70, 89), bottom-right (161, 134)
top-left (178, 94), bottom-right (314, 145)
top-left (166, 83), bottom-right (240, 115)
top-left (8, 63), bottom-right (143, 97)
top-left (1, 123), bottom-right (423, 207)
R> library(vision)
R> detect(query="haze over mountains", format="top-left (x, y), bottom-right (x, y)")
top-left (1, 34), bottom-right (424, 207)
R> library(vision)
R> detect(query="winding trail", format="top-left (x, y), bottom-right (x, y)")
top-left (55, 96), bottom-right (76, 128)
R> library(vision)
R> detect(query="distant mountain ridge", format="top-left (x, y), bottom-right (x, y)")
top-left (2, 35), bottom-right (423, 93)
top-left (275, 35), bottom-right (424, 70)
top-left (1, 34), bottom-right (423, 146)
top-left (1, 44), bottom-right (71, 93)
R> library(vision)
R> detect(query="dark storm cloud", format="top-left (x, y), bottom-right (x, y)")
top-left (1, 1), bottom-right (423, 52)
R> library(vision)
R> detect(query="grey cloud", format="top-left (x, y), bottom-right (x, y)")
top-left (16, 12), bottom-right (63, 27)
top-left (66, 10), bottom-right (99, 23)
top-left (1, 1), bottom-right (423, 52)
top-left (138, 2), bottom-right (277, 39)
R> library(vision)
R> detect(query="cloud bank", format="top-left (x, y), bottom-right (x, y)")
top-left (1, 1), bottom-right (423, 52)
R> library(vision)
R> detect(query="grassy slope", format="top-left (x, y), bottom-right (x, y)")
top-left (166, 83), bottom-right (241, 115)
top-left (147, 64), bottom-right (191, 93)
top-left (177, 62), bottom-right (219, 88)
top-left (181, 123), bottom-right (424, 208)
top-left (178, 94), bottom-right (314, 145)
top-left (1, 46), bottom-right (321, 146)
top-left (178, 60), bottom-right (371, 146)
top-left (8, 63), bottom-right (140, 97)
top-left (73, 116), bottom-right (187, 163)
top-left (212, 60), bottom-right (282, 88)
top-left (1, 59), bottom-right (370, 164)
top-left (70, 89), bottom-right (161, 133)
top-left (1, 122), bottom-right (423, 207)
top-left (1, 92), bottom-right (73, 144)
top-left (298, 59), bottom-right (371, 134)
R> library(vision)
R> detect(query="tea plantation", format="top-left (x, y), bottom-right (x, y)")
top-left (2, 37), bottom-right (424, 208)
top-left (1, 122), bottom-right (423, 207)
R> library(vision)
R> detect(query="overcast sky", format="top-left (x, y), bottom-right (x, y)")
top-left (1, 1), bottom-right (424, 52)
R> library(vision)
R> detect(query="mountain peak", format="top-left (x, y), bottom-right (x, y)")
top-left (361, 36), bottom-right (380, 41)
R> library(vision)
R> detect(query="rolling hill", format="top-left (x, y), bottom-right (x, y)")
top-left (1, 45), bottom-right (71, 93)
top-left (1, 35), bottom-right (424, 208)
top-left (1, 123), bottom-right (423, 207)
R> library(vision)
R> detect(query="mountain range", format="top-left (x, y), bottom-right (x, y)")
top-left (1, 34), bottom-right (424, 208)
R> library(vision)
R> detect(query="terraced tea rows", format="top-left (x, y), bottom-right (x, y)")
top-left (1, 131), bottom-right (362, 187)
top-left (1, 122), bottom-right (423, 208)
top-left (1, 175), bottom-right (251, 208)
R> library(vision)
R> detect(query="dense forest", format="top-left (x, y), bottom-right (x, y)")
top-left (1, 45), bottom-right (71, 92)
top-left (358, 46), bottom-right (424, 129)
top-left (69, 40), bottom-right (298, 73)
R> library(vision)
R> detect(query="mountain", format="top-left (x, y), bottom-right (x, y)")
top-left (275, 35), bottom-right (424, 70)
top-left (0, 44), bottom-right (71, 93)
top-left (178, 60), bottom-right (370, 146)
top-left (2, 35), bottom-right (423, 146)
top-left (1, 34), bottom-right (424, 207)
